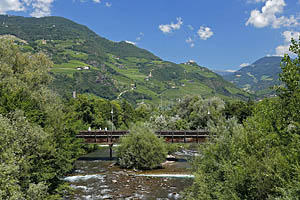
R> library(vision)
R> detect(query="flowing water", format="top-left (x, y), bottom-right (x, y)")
top-left (64, 145), bottom-right (198, 199)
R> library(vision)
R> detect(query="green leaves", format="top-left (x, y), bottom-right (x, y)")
top-left (0, 39), bottom-right (83, 199)
top-left (185, 39), bottom-right (300, 199)
top-left (117, 123), bottom-right (167, 170)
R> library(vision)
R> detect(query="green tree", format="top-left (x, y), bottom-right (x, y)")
top-left (0, 39), bottom-right (83, 199)
top-left (135, 103), bottom-right (152, 122)
top-left (185, 39), bottom-right (300, 199)
top-left (175, 95), bottom-right (225, 129)
top-left (119, 99), bottom-right (136, 128)
top-left (117, 123), bottom-right (167, 170)
top-left (223, 100), bottom-right (254, 123)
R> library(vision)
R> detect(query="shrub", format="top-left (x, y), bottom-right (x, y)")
top-left (117, 123), bottom-right (167, 170)
top-left (165, 143), bottom-right (182, 155)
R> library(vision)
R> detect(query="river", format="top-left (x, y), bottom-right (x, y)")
top-left (63, 145), bottom-right (199, 199)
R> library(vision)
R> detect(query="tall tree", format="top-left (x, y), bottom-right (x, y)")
top-left (185, 38), bottom-right (300, 199)
top-left (0, 39), bottom-right (83, 199)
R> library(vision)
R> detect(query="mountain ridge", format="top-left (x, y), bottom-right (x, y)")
top-left (223, 56), bottom-right (282, 97)
top-left (0, 15), bottom-right (251, 104)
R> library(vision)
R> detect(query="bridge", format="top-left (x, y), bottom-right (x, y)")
top-left (76, 130), bottom-right (210, 159)
top-left (76, 130), bottom-right (210, 144)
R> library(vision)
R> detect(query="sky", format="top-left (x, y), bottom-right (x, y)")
top-left (1, 0), bottom-right (300, 71)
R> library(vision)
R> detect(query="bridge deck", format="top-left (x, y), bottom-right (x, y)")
top-left (76, 130), bottom-right (210, 144)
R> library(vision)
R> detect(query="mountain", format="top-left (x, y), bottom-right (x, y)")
top-left (0, 15), bottom-right (251, 104)
top-left (223, 56), bottom-right (282, 97)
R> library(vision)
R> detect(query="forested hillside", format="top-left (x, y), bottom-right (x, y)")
top-left (0, 15), bottom-right (251, 104)
top-left (224, 56), bottom-right (282, 97)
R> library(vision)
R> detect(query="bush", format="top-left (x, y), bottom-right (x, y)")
top-left (117, 123), bottom-right (167, 170)
top-left (165, 143), bottom-right (182, 155)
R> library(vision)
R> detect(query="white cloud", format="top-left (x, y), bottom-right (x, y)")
top-left (282, 30), bottom-right (300, 43)
top-left (125, 40), bottom-right (136, 45)
top-left (159, 17), bottom-right (183, 34)
top-left (0, 0), bottom-right (110, 17)
top-left (275, 31), bottom-right (300, 56)
top-left (0, 0), bottom-right (54, 17)
top-left (190, 43), bottom-right (195, 48)
top-left (197, 26), bottom-right (214, 40)
top-left (0, 0), bottom-right (25, 14)
top-left (246, 0), bottom-right (298, 28)
top-left (240, 63), bottom-right (250, 67)
top-left (30, 0), bottom-right (54, 18)
top-left (275, 44), bottom-right (290, 56)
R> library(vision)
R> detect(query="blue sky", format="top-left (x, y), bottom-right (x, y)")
top-left (1, 0), bottom-right (300, 70)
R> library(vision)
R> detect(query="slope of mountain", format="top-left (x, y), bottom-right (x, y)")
top-left (223, 56), bottom-right (282, 97)
top-left (0, 15), bottom-right (251, 104)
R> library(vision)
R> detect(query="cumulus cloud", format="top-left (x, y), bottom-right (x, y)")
top-left (0, 0), bottom-right (109, 17)
top-left (197, 26), bottom-right (214, 40)
top-left (246, 0), bottom-right (298, 28)
top-left (276, 31), bottom-right (300, 56)
top-left (159, 17), bottom-right (183, 34)
top-left (240, 63), bottom-right (250, 67)
top-left (30, 0), bottom-right (54, 18)
top-left (282, 30), bottom-right (300, 43)
top-left (0, 0), bottom-right (54, 17)
top-left (0, 0), bottom-right (24, 14)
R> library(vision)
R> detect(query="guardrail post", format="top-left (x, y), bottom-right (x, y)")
top-left (110, 131), bottom-right (112, 143)
top-left (184, 131), bottom-right (186, 143)
top-left (172, 132), bottom-right (174, 143)
top-left (106, 131), bottom-right (109, 143)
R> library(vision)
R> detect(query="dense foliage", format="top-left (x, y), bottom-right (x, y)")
top-left (184, 39), bottom-right (300, 199)
top-left (66, 94), bottom-right (143, 130)
top-left (117, 124), bottom-right (167, 170)
top-left (0, 39), bottom-right (84, 199)
top-left (223, 100), bottom-right (254, 123)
